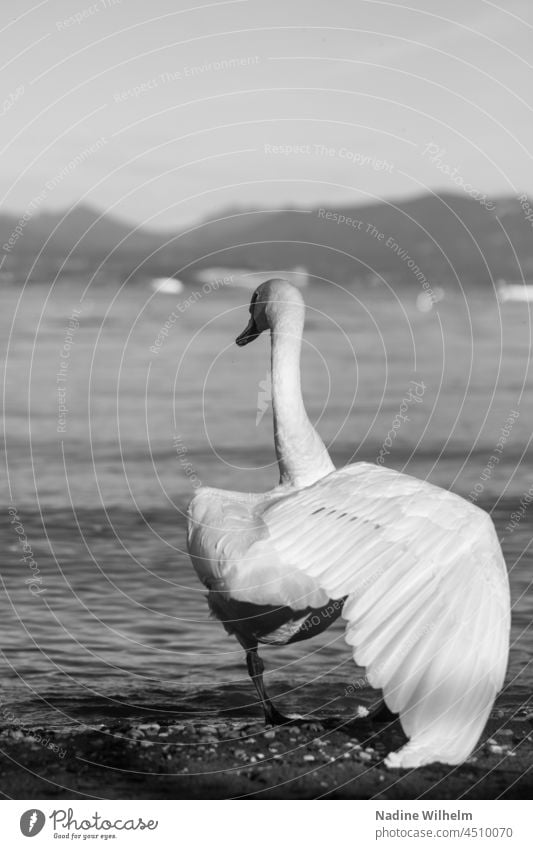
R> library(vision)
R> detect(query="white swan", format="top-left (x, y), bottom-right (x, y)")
top-left (187, 279), bottom-right (510, 768)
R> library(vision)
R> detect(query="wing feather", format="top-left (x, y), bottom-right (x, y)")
top-left (261, 462), bottom-right (510, 767)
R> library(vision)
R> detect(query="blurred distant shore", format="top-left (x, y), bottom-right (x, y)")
top-left (1, 192), bottom-right (532, 289)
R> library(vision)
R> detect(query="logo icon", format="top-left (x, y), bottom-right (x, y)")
top-left (256, 371), bottom-right (272, 426)
top-left (20, 810), bottom-right (45, 837)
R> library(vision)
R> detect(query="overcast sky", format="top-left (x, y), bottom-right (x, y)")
top-left (1, 0), bottom-right (532, 229)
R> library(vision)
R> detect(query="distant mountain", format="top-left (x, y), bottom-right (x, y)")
top-left (176, 193), bottom-right (533, 285)
top-left (0, 204), bottom-right (161, 259)
top-left (2, 193), bottom-right (532, 285)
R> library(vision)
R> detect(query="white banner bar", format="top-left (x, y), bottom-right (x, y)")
top-left (1, 799), bottom-right (530, 848)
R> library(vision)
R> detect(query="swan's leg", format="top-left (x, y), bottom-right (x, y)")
top-left (245, 646), bottom-right (290, 725)
top-left (369, 700), bottom-right (399, 723)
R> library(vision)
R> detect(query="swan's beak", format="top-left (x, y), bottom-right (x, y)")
top-left (235, 316), bottom-right (261, 346)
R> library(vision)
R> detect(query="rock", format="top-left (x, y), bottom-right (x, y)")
top-left (137, 723), bottom-right (160, 734)
top-left (264, 730), bottom-right (276, 740)
top-left (303, 754), bottom-right (315, 762)
top-left (200, 736), bottom-right (218, 746)
top-left (198, 725), bottom-right (218, 735)
top-left (359, 752), bottom-right (372, 761)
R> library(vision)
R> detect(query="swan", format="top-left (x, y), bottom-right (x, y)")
top-left (187, 279), bottom-right (510, 768)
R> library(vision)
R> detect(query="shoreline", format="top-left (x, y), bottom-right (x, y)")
top-left (1, 694), bottom-right (532, 800)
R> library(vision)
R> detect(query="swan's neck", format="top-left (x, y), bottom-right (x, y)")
top-left (270, 320), bottom-right (335, 488)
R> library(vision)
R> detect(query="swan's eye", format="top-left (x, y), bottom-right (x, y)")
top-left (249, 292), bottom-right (258, 314)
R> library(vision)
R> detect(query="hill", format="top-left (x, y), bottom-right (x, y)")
top-left (1, 193), bottom-right (531, 285)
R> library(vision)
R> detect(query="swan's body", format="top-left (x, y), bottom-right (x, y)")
top-left (187, 279), bottom-right (510, 768)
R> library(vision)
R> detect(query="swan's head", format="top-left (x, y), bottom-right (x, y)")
top-left (235, 278), bottom-right (305, 346)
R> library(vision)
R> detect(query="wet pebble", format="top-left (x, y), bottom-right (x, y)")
top-left (198, 725), bottom-right (218, 735)
top-left (200, 736), bottom-right (218, 746)
top-left (137, 723), bottom-right (160, 734)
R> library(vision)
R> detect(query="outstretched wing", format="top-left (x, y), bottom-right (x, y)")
top-left (261, 462), bottom-right (510, 766)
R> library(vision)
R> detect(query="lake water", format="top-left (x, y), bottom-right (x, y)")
top-left (2, 276), bottom-right (532, 726)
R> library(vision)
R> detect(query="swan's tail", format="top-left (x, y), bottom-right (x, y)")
top-left (383, 669), bottom-right (498, 768)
